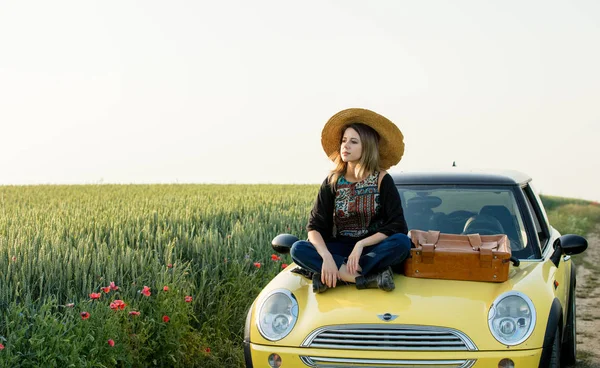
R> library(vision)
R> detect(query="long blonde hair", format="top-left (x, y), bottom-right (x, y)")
top-left (328, 123), bottom-right (381, 191)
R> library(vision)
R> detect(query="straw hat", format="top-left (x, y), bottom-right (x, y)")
top-left (321, 108), bottom-right (405, 170)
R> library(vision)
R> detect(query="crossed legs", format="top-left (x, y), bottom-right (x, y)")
top-left (290, 233), bottom-right (411, 291)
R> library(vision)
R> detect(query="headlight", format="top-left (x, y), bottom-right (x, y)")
top-left (488, 291), bottom-right (536, 346)
top-left (256, 289), bottom-right (298, 341)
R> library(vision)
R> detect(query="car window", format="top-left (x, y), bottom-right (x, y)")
top-left (398, 186), bottom-right (533, 259)
top-left (522, 184), bottom-right (550, 250)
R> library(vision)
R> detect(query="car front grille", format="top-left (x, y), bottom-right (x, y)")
top-left (301, 324), bottom-right (477, 351)
top-left (300, 356), bottom-right (476, 368)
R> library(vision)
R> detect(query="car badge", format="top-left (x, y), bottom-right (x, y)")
top-left (378, 313), bottom-right (398, 322)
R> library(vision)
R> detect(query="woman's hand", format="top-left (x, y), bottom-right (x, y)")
top-left (321, 254), bottom-right (339, 288)
top-left (347, 242), bottom-right (364, 275)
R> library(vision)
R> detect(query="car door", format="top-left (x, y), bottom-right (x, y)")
top-left (521, 183), bottom-right (570, 310)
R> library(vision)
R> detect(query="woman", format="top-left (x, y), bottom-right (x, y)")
top-left (291, 108), bottom-right (411, 293)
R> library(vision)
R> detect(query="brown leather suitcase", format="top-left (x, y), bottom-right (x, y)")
top-left (404, 230), bottom-right (512, 282)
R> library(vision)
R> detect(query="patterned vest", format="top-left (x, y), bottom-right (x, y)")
top-left (334, 171), bottom-right (381, 238)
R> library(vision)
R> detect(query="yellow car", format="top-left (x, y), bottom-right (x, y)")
top-left (244, 170), bottom-right (588, 368)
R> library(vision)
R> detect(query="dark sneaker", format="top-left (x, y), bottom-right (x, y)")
top-left (355, 267), bottom-right (395, 291)
top-left (377, 267), bottom-right (395, 291)
top-left (312, 273), bottom-right (329, 293)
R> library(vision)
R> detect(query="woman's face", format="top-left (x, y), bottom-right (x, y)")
top-left (340, 127), bottom-right (362, 163)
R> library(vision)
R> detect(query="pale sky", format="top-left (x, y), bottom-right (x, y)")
top-left (1, 1), bottom-right (599, 201)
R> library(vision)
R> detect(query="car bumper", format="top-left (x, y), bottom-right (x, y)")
top-left (246, 343), bottom-right (542, 367)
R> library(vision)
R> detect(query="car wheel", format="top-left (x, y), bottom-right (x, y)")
top-left (561, 281), bottom-right (577, 365)
top-left (549, 324), bottom-right (562, 368)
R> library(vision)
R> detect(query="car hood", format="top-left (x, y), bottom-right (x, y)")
top-left (250, 261), bottom-right (557, 351)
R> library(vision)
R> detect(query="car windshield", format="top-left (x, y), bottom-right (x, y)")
top-left (398, 186), bottom-right (533, 259)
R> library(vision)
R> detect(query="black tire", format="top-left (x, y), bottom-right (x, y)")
top-left (549, 324), bottom-right (562, 368)
top-left (562, 275), bottom-right (577, 366)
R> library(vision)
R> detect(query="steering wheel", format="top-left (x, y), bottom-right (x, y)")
top-left (446, 210), bottom-right (477, 223)
top-left (446, 210), bottom-right (478, 231)
top-left (462, 214), bottom-right (505, 235)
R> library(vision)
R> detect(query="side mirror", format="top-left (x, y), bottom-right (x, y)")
top-left (550, 234), bottom-right (588, 267)
top-left (554, 234), bottom-right (588, 255)
top-left (271, 234), bottom-right (299, 254)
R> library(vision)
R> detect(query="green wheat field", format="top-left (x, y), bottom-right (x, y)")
top-left (0, 185), bottom-right (598, 367)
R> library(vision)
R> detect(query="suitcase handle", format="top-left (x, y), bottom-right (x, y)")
top-left (467, 234), bottom-right (482, 249)
top-left (422, 232), bottom-right (495, 265)
top-left (424, 231), bottom-right (486, 249)
top-left (425, 230), bottom-right (440, 245)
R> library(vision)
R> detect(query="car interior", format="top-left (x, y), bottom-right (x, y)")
top-left (400, 188), bottom-right (532, 258)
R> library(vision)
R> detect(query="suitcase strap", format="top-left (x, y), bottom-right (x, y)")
top-left (421, 231), bottom-right (440, 263)
top-left (420, 231), bottom-right (497, 266)
top-left (468, 234), bottom-right (498, 267)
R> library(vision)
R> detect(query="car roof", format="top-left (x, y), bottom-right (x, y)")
top-left (389, 169), bottom-right (532, 186)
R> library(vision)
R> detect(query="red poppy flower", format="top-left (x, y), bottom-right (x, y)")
top-left (271, 254), bottom-right (281, 261)
top-left (281, 263), bottom-right (288, 269)
top-left (141, 286), bottom-right (151, 297)
top-left (163, 286), bottom-right (169, 292)
top-left (162, 315), bottom-right (170, 323)
top-left (107, 339), bottom-right (115, 347)
top-left (204, 347), bottom-right (211, 354)
top-left (101, 287), bottom-right (110, 293)
top-left (253, 262), bottom-right (261, 268)
top-left (109, 299), bottom-right (126, 310)
top-left (80, 311), bottom-right (90, 320)
top-left (184, 295), bottom-right (193, 303)
top-left (0, 343), bottom-right (4, 350)
top-left (129, 311), bottom-right (140, 316)
top-left (89, 293), bottom-right (101, 300)
top-left (109, 281), bottom-right (119, 291)
top-left (167, 263), bottom-right (173, 269)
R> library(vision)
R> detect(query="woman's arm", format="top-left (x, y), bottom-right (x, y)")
top-left (377, 173), bottom-right (409, 235)
top-left (306, 177), bottom-right (334, 239)
top-left (307, 230), bottom-right (330, 257)
top-left (306, 177), bottom-right (339, 287)
top-left (346, 232), bottom-right (388, 275)
top-left (307, 230), bottom-right (339, 287)
top-left (356, 232), bottom-right (388, 247)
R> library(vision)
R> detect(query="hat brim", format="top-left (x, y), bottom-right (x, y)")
top-left (321, 108), bottom-right (405, 170)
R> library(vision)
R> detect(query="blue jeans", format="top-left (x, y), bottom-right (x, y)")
top-left (290, 233), bottom-right (411, 276)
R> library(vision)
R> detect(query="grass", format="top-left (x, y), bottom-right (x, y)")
top-left (575, 349), bottom-right (600, 368)
top-left (0, 184), bottom-right (316, 367)
top-left (539, 195), bottom-right (599, 211)
top-left (541, 195), bottom-right (600, 236)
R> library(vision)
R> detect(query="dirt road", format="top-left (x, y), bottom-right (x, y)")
top-left (575, 228), bottom-right (600, 367)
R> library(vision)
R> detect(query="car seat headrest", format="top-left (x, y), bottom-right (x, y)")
top-left (406, 196), bottom-right (442, 210)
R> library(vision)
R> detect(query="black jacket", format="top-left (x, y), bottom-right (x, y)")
top-left (306, 173), bottom-right (408, 241)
